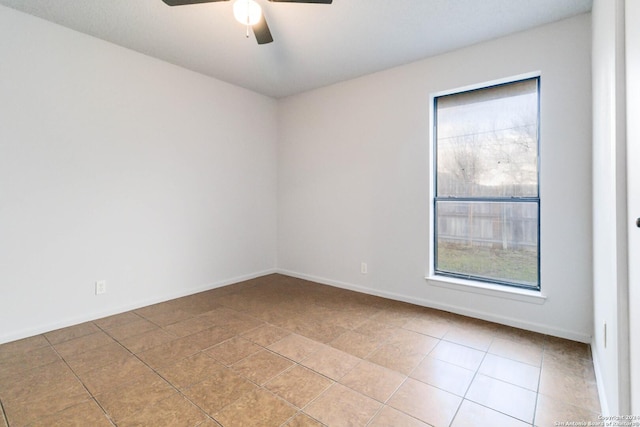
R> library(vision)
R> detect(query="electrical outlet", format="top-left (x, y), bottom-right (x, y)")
top-left (361, 262), bottom-right (368, 274)
top-left (95, 280), bottom-right (107, 295)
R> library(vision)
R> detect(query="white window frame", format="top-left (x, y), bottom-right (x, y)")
top-left (425, 72), bottom-right (546, 304)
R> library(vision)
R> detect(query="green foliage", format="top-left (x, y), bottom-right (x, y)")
top-left (437, 243), bottom-right (538, 287)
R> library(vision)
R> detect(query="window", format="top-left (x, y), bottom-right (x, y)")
top-left (433, 77), bottom-right (540, 290)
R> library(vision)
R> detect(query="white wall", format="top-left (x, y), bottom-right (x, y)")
top-left (591, 0), bottom-right (630, 415)
top-left (278, 14), bottom-right (593, 342)
top-left (0, 5), bottom-right (278, 344)
top-left (0, 4), bottom-right (597, 350)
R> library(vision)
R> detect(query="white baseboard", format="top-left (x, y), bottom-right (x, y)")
top-left (277, 268), bottom-right (592, 343)
top-left (4, 267), bottom-right (592, 346)
top-left (591, 340), bottom-right (610, 416)
top-left (0, 268), bottom-right (277, 345)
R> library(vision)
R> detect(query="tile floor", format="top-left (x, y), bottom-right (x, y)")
top-left (0, 274), bottom-right (601, 426)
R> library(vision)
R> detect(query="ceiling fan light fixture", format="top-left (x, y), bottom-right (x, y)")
top-left (233, 0), bottom-right (262, 26)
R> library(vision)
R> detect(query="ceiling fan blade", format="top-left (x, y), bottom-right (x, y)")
top-left (162, 0), bottom-right (228, 6)
top-left (268, 0), bottom-right (332, 3)
top-left (253, 14), bottom-right (274, 45)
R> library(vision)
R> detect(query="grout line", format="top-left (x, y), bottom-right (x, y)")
top-left (531, 342), bottom-right (547, 427)
top-left (93, 312), bottom-right (324, 426)
top-left (364, 405), bottom-right (385, 427)
top-left (90, 322), bottom-right (213, 424)
top-left (0, 398), bottom-right (9, 427)
top-left (459, 337), bottom-right (541, 426)
top-left (448, 346), bottom-right (491, 426)
top-left (46, 330), bottom-right (114, 419)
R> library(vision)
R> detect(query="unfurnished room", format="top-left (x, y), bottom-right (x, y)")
top-left (0, 0), bottom-right (638, 426)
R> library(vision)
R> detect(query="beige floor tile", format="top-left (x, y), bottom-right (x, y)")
top-left (410, 356), bottom-right (475, 396)
top-left (479, 353), bottom-right (540, 391)
top-left (268, 334), bottom-right (322, 362)
top-left (0, 360), bottom-right (79, 403)
top-left (65, 341), bottom-right (131, 374)
top-left (444, 326), bottom-right (496, 351)
top-left (414, 307), bottom-right (457, 323)
top-left (387, 329), bottom-right (440, 355)
top-left (241, 324), bottom-right (291, 347)
top-left (466, 374), bottom-right (537, 424)
top-left (429, 340), bottom-right (485, 371)
top-left (366, 344), bottom-right (425, 375)
top-left (489, 338), bottom-right (543, 367)
top-left (544, 336), bottom-right (591, 360)
top-left (163, 316), bottom-right (216, 338)
top-left (538, 365), bottom-right (600, 412)
top-left (0, 335), bottom-right (49, 362)
top-left (215, 313), bottom-right (264, 335)
top-left (44, 322), bottom-right (101, 345)
top-left (452, 316), bottom-right (498, 333)
top-left (172, 293), bottom-right (222, 316)
top-left (254, 311), bottom-right (295, 330)
top-left (183, 367), bottom-right (258, 414)
top-left (119, 328), bottom-right (177, 354)
top-left (293, 320), bottom-right (348, 344)
top-left (340, 360), bottom-right (406, 402)
top-left (534, 393), bottom-right (601, 427)
top-left (197, 307), bottom-right (243, 326)
top-left (494, 325), bottom-right (547, 347)
top-left (133, 301), bottom-right (175, 319)
top-left (3, 379), bottom-right (90, 427)
top-left (138, 308), bottom-right (194, 328)
top-left (215, 293), bottom-right (260, 312)
top-left (301, 345), bottom-right (361, 381)
top-left (284, 413), bottom-right (325, 427)
top-left (403, 317), bottom-right (451, 339)
top-left (94, 311), bottom-right (142, 330)
top-left (305, 384), bottom-right (381, 427)
top-left (103, 318), bottom-right (159, 341)
top-left (329, 330), bottom-right (382, 359)
top-left (95, 370), bottom-right (175, 422)
top-left (137, 335), bottom-right (204, 369)
top-left (0, 275), bottom-right (603, 427)
top-left (213, 388), bottom-right (297, 427)
top-left (53, 331), bottom-right (114, 358)
top-left (157, 352), bottom-right (223, 389)
top-left (354, 320), bottom-right (399, 341)
top-left (371, 307), bottom-right (418, 327)
top-left (205, 336), bottom-right (262, 366)
top-left (280, 313), bottom-right (311, 331)
top-left (0, 345), bottom-right (60, 379)
top-left (542, 351), bottom-right (596, 382)
top-left (329, 309), bottom-right (374, 330)
top-left (183, 326), bottom-right (237, 351)
top-left (232, 349), bottom-right (294, 385)
top-left (451, 400), bottom-right (531, 427)
top-left (368, 405), bottom-right (431, 427)
top-left (265, 365), bottom-right (333, 408)
top-left (118, 394), bottom-right (207, 427)
top-left (26, 399), bottom-right (112, 427)
top-left (387, 378), bottom-right (461, 427)
top-left (79, 355), bottom-right (153, 394)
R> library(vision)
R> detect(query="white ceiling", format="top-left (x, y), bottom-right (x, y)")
top-left (0, 0), bottom-right (592, 98)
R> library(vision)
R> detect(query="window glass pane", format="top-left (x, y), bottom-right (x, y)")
top-left (436, 79), bottom-right (538, 198)
top-left (435, 200), bottom-right (539, 288)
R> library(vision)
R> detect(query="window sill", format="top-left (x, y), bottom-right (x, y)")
top-left (425, 275), bottom-right (547, 305)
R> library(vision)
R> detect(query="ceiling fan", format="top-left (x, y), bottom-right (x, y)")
top-left (161, 0), bottom-right (333, 45)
